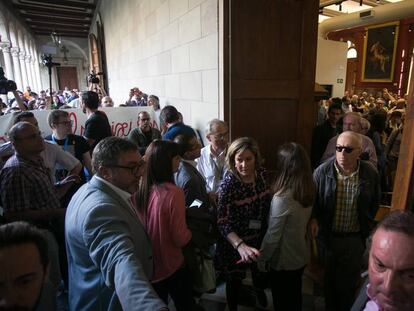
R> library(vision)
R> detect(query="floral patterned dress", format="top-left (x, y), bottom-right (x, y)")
top-left (215, 169), bottom-right (271, 280)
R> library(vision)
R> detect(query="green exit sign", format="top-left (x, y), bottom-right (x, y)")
top-left (337, 78), bottom-right (344, 84)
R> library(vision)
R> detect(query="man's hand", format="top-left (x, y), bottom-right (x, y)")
top-left (55, 174), bottom-right (81, 198)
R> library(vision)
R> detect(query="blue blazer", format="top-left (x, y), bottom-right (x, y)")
top-left (65, 176), bottom-right (166, 310)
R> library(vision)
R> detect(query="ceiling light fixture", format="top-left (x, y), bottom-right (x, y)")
top-left (51, 31), bottom-right (62, 48)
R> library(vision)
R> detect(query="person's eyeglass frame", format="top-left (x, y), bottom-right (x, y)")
top-left (335, 145), bottom-right (355, 154)
top-left (211, 131), bottom-right (229, 140)
top-left (55, 120), bottom-right (73, 126)
top-left (107, 159), bottom-right (146, 175)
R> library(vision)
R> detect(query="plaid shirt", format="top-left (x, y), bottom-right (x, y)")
top-left (0, 154), bottom-right (60, 213)
top-left (332, 162), bottom-right (360, 233)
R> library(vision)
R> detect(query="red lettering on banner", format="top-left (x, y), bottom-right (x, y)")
top-left (0, 136), bottom-right (7, 144)
top-left (69, 112), bottom-right (78, 134)
top-left (113, 121), bottom-right (132, 137)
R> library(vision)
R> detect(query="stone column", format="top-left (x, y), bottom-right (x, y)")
top-left (19, 51), bottom-right (29, 89)
top-left (0, 43), bottom-right (15, 81)
top-left (25, 55), bottom-right (35, 90)
top-left (34, 54), bottom-right (42, 91)
top-left (10, 47), bottom-right (23, 91)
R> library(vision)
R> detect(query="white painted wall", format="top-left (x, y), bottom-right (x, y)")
top-left (93, 0), bottom-right (219, 134)
top-left (315, 38), bottom-right (348, 98)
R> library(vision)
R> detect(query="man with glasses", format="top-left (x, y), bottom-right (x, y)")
top-left (321, 112), bottom-right (378, 168)
top-left (309, 131), bottom-right (380, 311)
top-left (65, 137), bottom-right (167, 311)
top-left (128, 111), bottom-right (161, 155)
top-left (197, 119), bottom-right (229, 199)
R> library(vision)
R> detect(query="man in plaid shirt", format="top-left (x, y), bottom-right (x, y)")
top-left (309, 131), bottom-right (380, 311)
top-left (0, 122), bottom-right (79, 222)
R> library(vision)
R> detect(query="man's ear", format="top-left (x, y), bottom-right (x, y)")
top-left (98, 166), bottom-right (112, 180)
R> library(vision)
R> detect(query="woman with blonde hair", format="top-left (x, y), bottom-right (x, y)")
top-left (257, 142), bottom-right (315, 310)
top-left (215, 137), bottom-right (271, 311)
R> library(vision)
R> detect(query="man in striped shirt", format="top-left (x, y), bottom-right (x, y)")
top-left (310, 131), bottom-right (380, 311)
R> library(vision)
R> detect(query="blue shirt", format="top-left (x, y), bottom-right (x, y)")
top-left (162, 122), bottom-right (195, 140)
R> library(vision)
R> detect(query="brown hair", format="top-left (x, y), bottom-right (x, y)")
top-left (135, 140), bottom-right (180, 213)
top-left (272, 142), bottom-right (315, 207)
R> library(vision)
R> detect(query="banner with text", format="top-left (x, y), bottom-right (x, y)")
top-left (0, 107), bottom-right (157, 144)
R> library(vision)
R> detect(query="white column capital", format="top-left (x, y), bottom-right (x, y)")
top-left (25, 55), bottom-right (32, 62)
top-left (19, 52), bottom-right (26, 60)
top-left (10, 47), bottom-right (20, 57)
top-left (0, 42), bottom-right (11, 52)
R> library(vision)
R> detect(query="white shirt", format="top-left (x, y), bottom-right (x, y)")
top-left (196, 144), bottom-right (227, 193)
top-left (0, 140), bottom-right (80, 183)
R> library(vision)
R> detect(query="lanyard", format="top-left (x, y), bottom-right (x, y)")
top-left (52, 135), bottom-right (69, 152)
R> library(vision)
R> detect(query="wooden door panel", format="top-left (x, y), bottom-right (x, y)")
top-left (57, 67), bottom-right (78, 90)
top-left (227, 0), bottom-right (319, 170)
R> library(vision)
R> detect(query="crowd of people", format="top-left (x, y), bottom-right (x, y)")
top-left (0, 85), bottom-right (413, 311)
top-left (0, 85), bottom-right (161, 115)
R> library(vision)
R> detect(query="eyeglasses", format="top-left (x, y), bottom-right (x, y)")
top-left (107, 159), bottom-right (146, 175)
top-left (212, 131), bottom-right (228, 140)
top-left (56, 120), bottom-right (73, 126)
top-left (140, 118), bottom-right (150, 122)
top-left (335, 146), bottom-right (355, 153)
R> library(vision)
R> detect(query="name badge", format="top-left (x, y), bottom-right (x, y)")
top-left (249, 220), bottom-right (261, 230)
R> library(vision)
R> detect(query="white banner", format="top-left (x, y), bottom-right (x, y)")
top-left (0, 107), bottom-right (158, 144)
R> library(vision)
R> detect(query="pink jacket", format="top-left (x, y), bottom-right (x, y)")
top-left (143, 182), bottom-right (192, 283)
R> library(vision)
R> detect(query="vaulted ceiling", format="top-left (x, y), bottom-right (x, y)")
top-left (6, 0), bottom-right (97, 38)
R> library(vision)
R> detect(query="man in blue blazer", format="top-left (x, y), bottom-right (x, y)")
top-left (65, 137), bottom-right (167, 311)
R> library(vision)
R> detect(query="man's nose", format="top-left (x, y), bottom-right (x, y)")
top-left (382, 271), bottom-right (399, 295)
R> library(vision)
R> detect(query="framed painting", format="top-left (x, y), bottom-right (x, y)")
top-left (361, 21), bottom-right (399, 82)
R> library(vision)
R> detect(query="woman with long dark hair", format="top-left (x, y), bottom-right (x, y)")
top-left (136, 140), bottom-right (193, 310)
top-left (257, 142), bottom-right (315, 310)
top-left (215, 137), bottom-right (271, 311)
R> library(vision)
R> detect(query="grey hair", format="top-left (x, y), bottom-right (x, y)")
top-left (205, 119), bottom-right (228, 135)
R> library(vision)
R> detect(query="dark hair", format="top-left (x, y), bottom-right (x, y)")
top-left (368, 112), bottom-right (387, 133)
top-left (0, 221), bottom-right (49, 270)
top-left (226, 137), bottom-right (262, 178)
top-left (82, 91), bottom-right (99, 110)
top-left (272, 142), bottom-right (315, 207)
top-left (14, 111), bottom-right (35, 124)
top-left (92, 137), bottom-right (138, 175)
top-left (47, 110), bottom-right (69, 128)
top-left (374, 210), bottom-right (414, 237)
top-left (331, 97), bottom-right (342, 106)
top-left (160, 105), bottom-right (180, 124)
top-left (328, 102), bottom-right (342, 113)
top-left (136, 140), bottom-right (180, 213)
top-left (174, 134), bottom-right (196, 156)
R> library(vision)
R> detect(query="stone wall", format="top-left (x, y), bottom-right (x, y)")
top-left (93, 0), bottom-right (219, 134)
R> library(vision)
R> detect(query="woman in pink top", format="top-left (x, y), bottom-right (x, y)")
top-left (136, 140), bottom-right (193, 310)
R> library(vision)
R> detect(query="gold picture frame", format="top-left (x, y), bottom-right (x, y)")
top-left (361, 21), bottom-right (399, 82)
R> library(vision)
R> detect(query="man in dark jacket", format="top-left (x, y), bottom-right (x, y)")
top-left (309, 131), bottom-right (380, 311)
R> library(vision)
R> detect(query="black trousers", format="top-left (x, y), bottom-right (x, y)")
top-left (269, 266), bottom-right (305, 311)
top-left (152, 267), bottom-right (194, 311)
top-left (324, 235), bottom-right (365, 311)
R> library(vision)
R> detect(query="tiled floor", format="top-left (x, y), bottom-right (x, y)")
top-left (169, 269), bottom-right (326, 311)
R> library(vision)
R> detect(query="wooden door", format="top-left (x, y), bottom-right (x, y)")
top-left (225, 0), bottom-right (319, 170)
top-left (57, 66), bottom-right (78, 90)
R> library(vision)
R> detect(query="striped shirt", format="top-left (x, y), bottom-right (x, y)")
top-left (332, 161), bottom-right (360, 233)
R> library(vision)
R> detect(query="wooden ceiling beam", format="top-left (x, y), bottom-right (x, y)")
top-left (21, 13), bottom-right (91, 22)
top-left (13, 0), bottom-right (96, 10)
top-left (27, 19), bottom-right (90, 27)
top-left (30, 24), bottom-right (90, 30)
top-left (35, 31), bottom-right (88, 38)
top-left (18, 9), bottom-right (93, 18)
